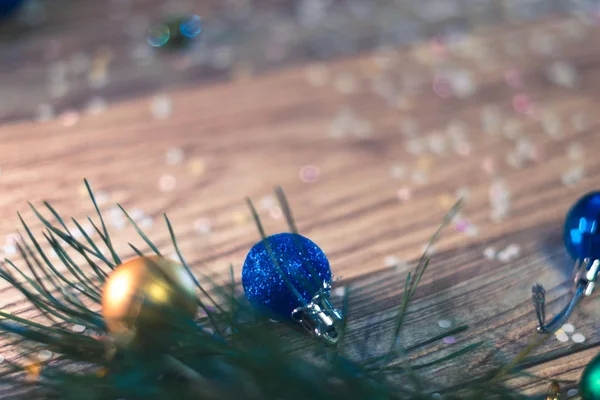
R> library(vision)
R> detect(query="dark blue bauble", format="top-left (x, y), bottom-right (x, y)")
top-left (0, 0), bottom-right (24, 20)
top-left (564, 191), bottom-right (600, 262)
top-left (242, 232), bottom-right (332, 322)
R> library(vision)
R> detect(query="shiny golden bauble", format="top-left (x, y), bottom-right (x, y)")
top-left (101, 255), bottom-right (197, 349)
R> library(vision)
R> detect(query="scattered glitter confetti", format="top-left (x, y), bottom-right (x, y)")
top-left (305, 64), bottom-right (330, 87)
top-left (450, 69), bottom-right (476, 98)
top-left (572, 333), bottom-right (585, 343)
top-left (166, 147), bottom-right (184, 165)
top-left (384, 255), bottom-right (399, 267)
top-left (0, 355), bottom-right (4, 363)
top-left (497, 250), bottom-right (511, 263)
top-left (193, 218), bottom-right (212, 235)
top-left (454, 219), bottom-right (471, 234)
top-left (159, 174), bottom-right (177, 191)
top-left (85, 97), bottom-right (108, 115)
top-left (129, 208), bottom-right (145, 222)
top-left (432, 76), bottom-right (453, 98)
top-left (71, 324), bottom-right (86, 333)
top-left (512, 93), bottom-right (533, 115)
top-left (438, 194), bottom-right (456, 209)
top-left (541, 113), bottom-right (562, 139)
top-left (567, 389), bottom-right (579, 397)
top-left (3, 244), bottom-right (16, 256)
top-left (396, 187), bottom-right (411, 202)
top-left (38, 350), bottom-right (53, 361)
top-left (188, 158), bottom-right (206, 176)
top-left (545, 61), bottom-right (578, 89)
top-left (140, 217), bottom-right (153, 229)
top-left (95, 191), bottom-right (110, 205)
top-left (61, 110), bottom-right (80, 127)
top-left (562, 323), bottom-right (575, 333)
top-left (411, 170), bottom-right (428, 185)
top-left (561, 165), bottom-right (585, 187)
top-left (151, 94), bottom-right (173, 119)
top-left (333, 286), bottom-right (346, 297)
top-left (442, 336), bottom-right (456, 344)
top-left (269, 207), bottom-right (283, 220)
top-left (438, 319), bottom-right (452, 329)
top-left (427, 133), bottom-right (446, 154)
top-left (482, 157), bottom-right (495, 176)
top-left (389, 164), bottom-right (406, 180)
top-left (259, 196), bottom-right (276, 210)
top-left (232, 211), bottom-right (249, 226)
top-left (110, 217), bottom-right (126, 230)
top-left (299, 165), bottom-right (319, 183)
top-left (483, 247), bottom-right (496, 260)
top-left (556, 331), bottom-right (569, 342)
top-left (504, 244), bottom-right (521, 258)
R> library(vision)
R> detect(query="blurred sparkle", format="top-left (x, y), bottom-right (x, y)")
top-left (188, 158), bottom-right (206, 176)
top-left (151, 94), bottom-right (173, 119)
top-left (61, 110), bottom-right (80, 127)
top-left (396, 187), bottom-right (411, 202)
top-left (147, 23), bottom-right (171, 47)
top-left (85, 97), bottom-right (108, 115)
top-left (194, 218), bottom-right (212, 235)
top-left (389, 164), bottom-right (406, 180)
top-left (442, 336), bottom-right (456, 344)
top-left (299, 165), bottom-right (319, 183)
top-left (562, 323), bottom-right (575, 333)
top-left (512, 93), bottom-right (533, 115)
top-left (166, 147), bottom-right (184, 165)
top-left (384, 255), bottom-right (399, 267)
top-left (556, 331), bottom-right (569, 342)
top-left (438, 319), bottom-right (451, 328)
top-left (159, 174), bottom-right (177, 191)
top-left (572, 333), bottom-right (585, 343)
top-left (483, 247), bottom-right (496, 260)
top-left (269, 207), bottom-right (283, 220)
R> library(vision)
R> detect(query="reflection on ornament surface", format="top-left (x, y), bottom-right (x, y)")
top-left (101, 255), bottom-right (197, 349)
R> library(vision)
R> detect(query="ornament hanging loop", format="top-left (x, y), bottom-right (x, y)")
top-left (533, 258), bottom-right (600, 334)
top-left (292, 281), bottom-right (343, 345)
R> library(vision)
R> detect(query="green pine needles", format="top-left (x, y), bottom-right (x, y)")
top-left (0, 180), bottom-right (574, 399)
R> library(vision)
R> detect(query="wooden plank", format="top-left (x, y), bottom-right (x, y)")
top-left (0, 8), bottom-right (599, 395)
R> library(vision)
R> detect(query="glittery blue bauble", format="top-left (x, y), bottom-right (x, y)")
top-left (242, 233), bottom-right (332, 322)
top-left (0, 0), bottom-right (23, 19)
top-left (564, 191), bottom-right (600, 261)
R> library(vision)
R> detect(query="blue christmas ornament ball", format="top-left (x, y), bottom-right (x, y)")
top-left (0, 0), bottom-right (23, 19)
top-left (564, 191), bottom-right (600, 262)
top-left (242, 232), bottom-right (332, 321)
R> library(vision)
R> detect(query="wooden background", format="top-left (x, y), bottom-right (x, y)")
top-left (0, 0), bottom-right (600, 397)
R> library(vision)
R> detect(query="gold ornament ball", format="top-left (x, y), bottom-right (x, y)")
top-left (101, 255), bottom-right (197, 348)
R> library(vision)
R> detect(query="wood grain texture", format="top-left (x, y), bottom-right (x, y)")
top-left (0, 6), bottom-right (600, 396)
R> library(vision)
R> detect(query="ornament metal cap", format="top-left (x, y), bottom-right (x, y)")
top-left (533, 258), bottom-right (600, 333)
top-left (291, 280), bottom-right (343, 344)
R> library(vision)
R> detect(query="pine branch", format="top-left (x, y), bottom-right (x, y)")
top-left (0, 184), bottom-right (550, 399)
